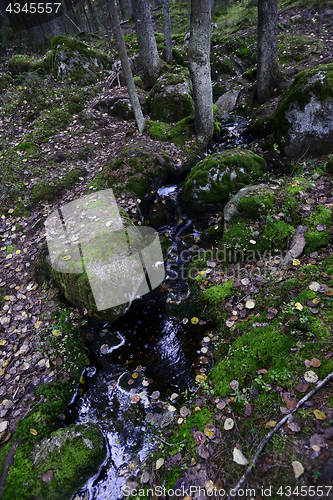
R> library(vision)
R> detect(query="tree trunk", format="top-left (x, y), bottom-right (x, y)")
top-left (132, 0), bottom-right (160, 89)
top-left (256, 0), bottom-right (279, 104)
top-left (87, 0), bottom-right (100, 31)
top-left (162, 0), bottom-right (172, 64)
top-left (188, 0), bottom-right (214, 146)
top-left (127, 0), bottom-right (133, 19)
top-left (108, 0), bottom-right (145, 133)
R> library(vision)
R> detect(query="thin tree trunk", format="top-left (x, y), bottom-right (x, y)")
top-left (162, 0), bottom-right (172, 64)
top-left (257, 0), bottom-right (280, 103)
top-left (127, 0), bottom-right (133, 19)
top-left (83, 3), bottom-right (93, 31)
top-left (132, 0), bottom-right (160, 89)
top-left (188, 0), bottom-right (214, 146)
top-left (108, 0), bottom-right (145, 133)
top-left (87, 0), bottom-right (99, 31)
top-left (118, 0), bottom-right (126, 20)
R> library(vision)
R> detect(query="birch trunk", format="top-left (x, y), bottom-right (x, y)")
top-left (188, 0), bottom-right (214, 145)
top-left (108, 0), bottom-right (145, 133)
top-left (257, 0), bottom-right (279, 103)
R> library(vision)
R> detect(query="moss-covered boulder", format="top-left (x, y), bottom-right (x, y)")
top-left (94, 95), bottom-right (134, 120)
top-left (43, 35), bottom-right (112, 84)
top-left (88, 146), bottom-right (169, 198)
top-left (149, 67), bottom-right (194, 123)
top-left (29, 423), bottom-right (106, 500)
top-left (8, 54), bottom-right (43, 76)
top-left (182, 149), bottom-right (265, 212)
top-left (273, 63), bottom-right (333, 157)
top-left (39, 202), bottom-right (144, 322)
top-left (0, 72), bottom-right (13, 89)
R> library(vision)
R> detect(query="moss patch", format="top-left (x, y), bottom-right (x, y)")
top-left (30, 168), bottom-right (86, 204)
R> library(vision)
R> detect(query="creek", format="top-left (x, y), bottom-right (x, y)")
top-left (67, 115), bottom-right (253, 500)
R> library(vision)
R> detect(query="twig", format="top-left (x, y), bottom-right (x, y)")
top-left (156, 435), bottom-right (185, 447)
top-left (226, 371), bottom-right (333, 500)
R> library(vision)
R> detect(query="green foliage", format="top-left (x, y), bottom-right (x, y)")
top-left (236, 193), bottom-right (274, 219)
top-left (304, 205), bottom-right (332, 253)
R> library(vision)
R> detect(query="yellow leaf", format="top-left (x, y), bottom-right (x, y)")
top-left (313, 409), bottom-right (326, 420)
top-left (4, 296), bottom-right (9, 301)
top-left (293, 259), bottom-right (301, 266)
top-left (52, 330), bottom-right (60, 337)
top-left (15, 250), bottom-right (21, 255)
top-left (79, 376), bottom-right (85, 384)
top-left (34, 321), bottom-right (42, 329)
top-left (30, 429), bottom-right (38, 436)
top-left (195, 374), bottom-right (207, 383)
top-left (2, 360), bottom-right (8, 368)
top-left (0, 369), bottom-right (4, 377)
top-left (295, 302), bottom-right (303, 311)
top-left (191, 317), bottom-right (199, 324)
top-left (156, 458), bottom-right (164, 469)
top-left (132, 372), bottom-right (138, 379)
top-left (264, 420), bottom-right (277, 428)
top-left (0, 340), bottom-right (7, 346)
top-left (62, 255), bottom-right (71, 261)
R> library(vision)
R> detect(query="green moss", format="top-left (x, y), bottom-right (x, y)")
top-left (168, 407), bottom-right (213, 452)
top-left (210, 321), bottom-right (295, 396)
top-left (8, 54), bottom-right (42, 76)
top-left (236, 193), bottom-right (274, 219)
top-left (148, 121), bottom-right (169, 140)
top-left (304, 205), bottom-right (332, 253)
top-left (30, 168), bottom-right (85, 204)
top-left (16, 141), bottom-right (39, 154)
top-left (202, 281), bottom-right (235, 306)
top-left (32, 107), bottom-right (71, 140)
top-left (0, 438), bottom-right (13, 478)
top-left (168, 116), bottom-right (195, 146)
top-left (0, 72), bottom-right (13, 89)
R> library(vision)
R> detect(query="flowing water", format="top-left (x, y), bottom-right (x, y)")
top-left (67, 117), bottom-right (252, 499)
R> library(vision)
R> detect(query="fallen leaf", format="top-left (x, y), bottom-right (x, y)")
top-left (156, 458), bottom-right (164, 470)
top-left (313, 409), bottom-right (326, 420)
top-left (167, 405), bottom-right (176, 412)
top-left (245, 299), bottom-right (255, 309)
top-left (294, 302), bottom-right (303, 311)
top-left (151, 391), bottom-right (160, 400)
top-left (316, 224), bottom-right (326, 231)
top-left (204, 424), bottom-right (216, 437)
top-left (131, 394), bottom-right (140, 403)
top-left (292, 461), bottom-right (304, 478)
top-left (224, 418), bottom-right (234, 430)
top-left (233, 447), bottom-right (249, 465)
top-left (170, 393), bottom-right (178, 401)
top-left (180, 406), bottom-right (189, 418)
top-left (304, 371), bottom-right (318, 383)
top-left (30, 429), bottom-right (38, 436)
top-left (266, 307), bottom-right (278, 319)
top-left (310, 358), bottom-right (321, 367)
top-left (42, 470), bottom-right (54, 483)
top-left (230, 380), bottom-right (239, 392)
top-left (296, 381), bottom-right (309, 393)
top-left (310, 434), bottom-right (326, 448)
top-left (309, 282), bottom-right (320, 291)
top-left (132, 372), bottom-right (138, 379)
top-left (264, 420), bottom-right (276, 429)
top-left (288, 421), bottom-right (301, 433)
top-left (194, 431), bottom-right (206, 444)
top-left (191, 317), bottom-right (199, 324)
top-left (293, 259), bottom-right (301, 266)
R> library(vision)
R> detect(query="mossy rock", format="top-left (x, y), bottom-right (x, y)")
top-left (0, 72), bottom-right (13, 89)
top-left (219, 180), bottom-right (311, 260)
top-left (88, 147), bottom-right (169, 198)
top-left (273, 63), bottom-right (333, 157)
top-left (30, 168), bottom-right (85, 204)
top-left (3, 423), bottom-right (106, 500)
top-left (149, 67), bottom-right (194, 123)
top-left (8, 54), bottom-right (42, 76)
top-left (43, 36), bottom-right (113, 84)
top-left (182, 149), bottom-right (266, 212)
top-left (147, 116), bottom-right (195, 148)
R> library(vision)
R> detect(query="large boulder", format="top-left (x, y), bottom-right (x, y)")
top-left (44, 35), bottom-right (112, 84)
top-left (89, 146), bottom-right (170, 198)
top-left (182, 149), bottom-right (266, 212)
top-left (31, 423), bottom-right (106, 500)
top-left (273, 63), bottom-right (333, 157)
top-left (36, 199), bottom-right (151, 322)
top-left (149, 67), bottom-right (194, 123)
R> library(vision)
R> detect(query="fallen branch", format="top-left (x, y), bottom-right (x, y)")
top-left (226, 371), bottom-right (333, 500)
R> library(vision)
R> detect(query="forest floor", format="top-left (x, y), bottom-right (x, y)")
top-left (0, 0), bottom-right (333, 499)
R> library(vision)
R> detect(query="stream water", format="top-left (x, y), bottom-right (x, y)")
top-left (67, 116), bottom-right (253, 500)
